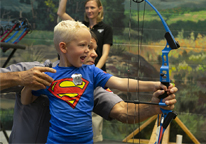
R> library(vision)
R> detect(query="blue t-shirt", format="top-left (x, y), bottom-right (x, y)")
top-left (32, 64), bottom-right (112, 144)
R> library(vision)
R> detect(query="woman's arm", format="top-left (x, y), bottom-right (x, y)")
top-left (95, 44), bottom-right (110, 69)
top-left (57, 0), bottom-right (74, 20)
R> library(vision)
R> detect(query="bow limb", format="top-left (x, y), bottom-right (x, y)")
top-left (129, 0), bottom-right (180, 143)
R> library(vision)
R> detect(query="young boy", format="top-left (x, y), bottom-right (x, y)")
top-left (21, 20), bottom-right (167, 144)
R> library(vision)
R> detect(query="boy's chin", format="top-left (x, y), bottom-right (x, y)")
top-left (75, 63), bottom-right (83, 68)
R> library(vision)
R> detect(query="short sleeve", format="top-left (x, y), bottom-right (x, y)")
top-left (93, 66), bottom-right (112, 88)
top-left (93, 87), bottom-right (123, 120)
top-left (103, 25), bottom-right (113, 46)
top-left (32, 89), bottom-right (46, 97)
top-left (0, 61), bottom-right (43, 73)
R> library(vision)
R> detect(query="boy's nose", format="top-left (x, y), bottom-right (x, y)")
top-left (85, 46), bottom-right (90, 53)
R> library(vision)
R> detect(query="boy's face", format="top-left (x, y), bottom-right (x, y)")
top-left (84, 38), bottom-right (98, 65)
top-left (65, 28), bottom-right (91, 67)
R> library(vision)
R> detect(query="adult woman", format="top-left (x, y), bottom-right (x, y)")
top-left (57, 0), bottom-right (113, 72)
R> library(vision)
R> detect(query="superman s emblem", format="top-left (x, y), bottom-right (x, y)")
top-left (48, 78), bottom-right (89, 108)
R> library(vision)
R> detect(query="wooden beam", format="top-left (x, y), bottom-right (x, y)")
top-left (149, 118), bottom-right (158, 144)
top-left (122, 115), bottom-right (157, 142)
top-left (174, 117), bottom-right (200, 144)
top-left (122, 115), bottom-right (200, 144)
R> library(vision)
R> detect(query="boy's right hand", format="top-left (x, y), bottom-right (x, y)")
top-left (19, 67), bottom-right (56, 90)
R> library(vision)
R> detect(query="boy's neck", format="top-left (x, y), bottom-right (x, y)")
top-left (59, 59), bottom-right (72, 67)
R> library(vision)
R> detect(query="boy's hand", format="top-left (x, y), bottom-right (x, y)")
top-left (153, 82), bottom-right (168, 92)
top-left (19, 67), bottom-right (56, 90)
top-left (154, 82), bottom-right (176, 94)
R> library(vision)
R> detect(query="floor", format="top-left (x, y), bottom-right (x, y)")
top-left (0, 131), bottom-right (128, 144)
top-left (0, 130), bottom-right (11, 144)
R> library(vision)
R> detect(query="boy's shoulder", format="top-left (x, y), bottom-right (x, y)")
top-left (82, 64), bottom-right (95, 69)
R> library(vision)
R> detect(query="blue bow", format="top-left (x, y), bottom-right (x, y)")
top-left (143, 0), bottom-right (180, 143)
top-left (130, 0), bottom-right (180, 143)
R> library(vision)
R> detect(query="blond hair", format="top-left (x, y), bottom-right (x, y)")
top-left (53, 20), bottom-right (88, 52)
top-left (84, 0), bottom-right (104, 23)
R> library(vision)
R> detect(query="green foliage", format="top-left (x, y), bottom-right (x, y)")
top-left (19, 44), bottom-right (45, 62)
top-left (109, 44), bottom-right (126, 55)
top-left (44, 0), bottom-right (58, 22)
top-left (19, 0), bottom-right (31, 4)
top-left (177, 113), bottom-right (205, 141)
top-left (0, 109), bottom-right (14, 130)
top-left (102, 0), bottom-right (126, 35)
top-left (123, 7), bottom-right (206, 42)
top-left (0, 109), bottom-right (14, 122)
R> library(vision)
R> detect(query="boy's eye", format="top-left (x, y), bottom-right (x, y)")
top-left (80, 44), bottom-right (86, 47)
top-left (89, 44), bottom-right (93, 49)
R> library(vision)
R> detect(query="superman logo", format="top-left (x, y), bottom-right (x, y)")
top-left (48, 78), bottom-right (89, 108)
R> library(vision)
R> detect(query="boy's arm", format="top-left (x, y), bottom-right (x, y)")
top-left (105, 76), bottom-right (167, 92)
top-left (57, 0), bottom-right (74, 21)
top-left (21, 87), bottom-right (37, 105)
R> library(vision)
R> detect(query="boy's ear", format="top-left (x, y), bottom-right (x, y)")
top-left (59, 42), bottom-right (67, 53)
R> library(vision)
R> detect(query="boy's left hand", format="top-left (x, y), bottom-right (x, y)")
top-left (154, 82), bottom-right (174, 93)
top-left (151, 85), bottom-right (178, 114)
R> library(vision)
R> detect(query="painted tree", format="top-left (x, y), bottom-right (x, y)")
top-left (102, 0), bottom-right (126, 35)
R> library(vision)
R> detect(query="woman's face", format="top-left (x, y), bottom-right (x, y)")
top-left (85, 0), bottom-right (102, 20)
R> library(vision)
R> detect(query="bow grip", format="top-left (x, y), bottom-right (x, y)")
top-left (158, 82), bottom-right (169, 99)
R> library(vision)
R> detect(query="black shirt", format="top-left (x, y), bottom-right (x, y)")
top-left (83, 21), bottom-right (113, 71)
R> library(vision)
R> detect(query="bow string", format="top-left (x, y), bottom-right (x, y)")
top-left (126, 0), bottom-right (180, 143)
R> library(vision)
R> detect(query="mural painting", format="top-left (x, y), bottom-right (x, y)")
top-left (0, 0), bottom-right (206, 143)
